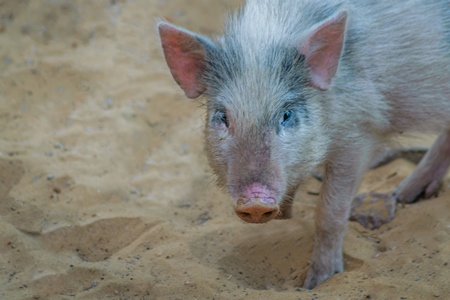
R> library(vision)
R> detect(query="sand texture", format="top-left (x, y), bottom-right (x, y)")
top-left (0, 1), bottom-right (449, 299)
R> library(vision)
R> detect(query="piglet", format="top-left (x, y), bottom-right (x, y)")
top-left (158, 0), bottom-right (450, 289)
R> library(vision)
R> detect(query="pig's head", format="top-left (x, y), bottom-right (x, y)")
top-left (158, 10), bottom-right (347, 223)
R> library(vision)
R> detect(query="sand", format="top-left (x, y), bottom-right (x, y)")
top-left (0, 1), bottom-right (449, 299)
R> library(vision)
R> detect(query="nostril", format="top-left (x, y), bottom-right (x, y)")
top-left (260, 209), bottom-right (278, 221)
top-left (263, 211), bottom-right (274, 217)
top-left (235, 202), bottom-right (279, 223)
top-left (241, 212), bottom-right (251, 218)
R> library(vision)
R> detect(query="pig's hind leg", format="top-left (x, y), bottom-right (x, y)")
top-left (368, 146), bottom-right (428, 169)
top-left (391, 130), bottom-right (450, 202)
top-left (351, 130), bottom-right (450, 229)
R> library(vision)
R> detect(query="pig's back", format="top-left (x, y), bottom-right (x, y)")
top-left (348, 0), bottom-right (450, 132)
top-left (223, 0), bottom-right (450, 134)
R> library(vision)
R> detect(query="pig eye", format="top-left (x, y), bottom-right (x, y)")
top-left (213, 111), bottom-right (229, 128)
top-left (281, 110), bottom-right (295, 127)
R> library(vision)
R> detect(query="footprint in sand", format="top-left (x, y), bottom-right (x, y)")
top-left (37, 217), bottom-right (148, 262)
top-left (0, 158), bottom-right (25, 194)
top-left (190, 223), bottom-right (364, 290)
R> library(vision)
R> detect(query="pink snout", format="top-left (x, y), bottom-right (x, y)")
top-left (234, 199), bottom-right (280, 223)
top-left (234, 183), bottom-right (279, 223)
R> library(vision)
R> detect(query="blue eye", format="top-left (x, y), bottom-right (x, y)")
top-left (281, 110), bottom-right (294, 126)
top-left (214, 111), bottom-right (229, 128)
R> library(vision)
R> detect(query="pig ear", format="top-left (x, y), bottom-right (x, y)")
top-left (158, 22), bottom-right (208, 99)
top-left (299, 10), bottom-right (347, 90)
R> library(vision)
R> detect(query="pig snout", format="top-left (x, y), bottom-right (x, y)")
top-left (234, 201), bottom-right (279, 223)
top-left (234, 183), bottom-right (280, 223)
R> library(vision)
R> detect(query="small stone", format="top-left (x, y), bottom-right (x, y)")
top-left (130, 189), bottom-right (140, 195)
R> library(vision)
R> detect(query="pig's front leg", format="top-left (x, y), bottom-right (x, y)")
top-left (351, 130), bottom-right (450, 229)
top-left (304, 144), bottom-right (372, 289)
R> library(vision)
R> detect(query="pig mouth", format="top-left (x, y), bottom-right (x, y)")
top-left (234, 198), bottom-right (280, 224)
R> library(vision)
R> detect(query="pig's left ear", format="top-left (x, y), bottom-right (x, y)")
top-left (299, 10), bottom-right (348, 91)
top-left (158, 22), bottom-right (210, 99)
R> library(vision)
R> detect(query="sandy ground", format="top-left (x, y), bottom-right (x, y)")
top-left (0, 1), bottom-right (449, 299)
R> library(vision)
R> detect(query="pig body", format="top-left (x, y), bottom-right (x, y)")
top-left (158, 0), bottom-right (450, 288)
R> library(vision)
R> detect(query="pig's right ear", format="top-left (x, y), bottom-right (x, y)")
top-left (158, 22), bottom-right (209, 99)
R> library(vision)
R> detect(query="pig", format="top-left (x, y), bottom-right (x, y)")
top-left (158, 0), bottom-right (450, 289)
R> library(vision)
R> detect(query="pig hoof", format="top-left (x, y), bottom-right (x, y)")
top-left (395, 177), bottom-right (442, 204)
top-left (234, 201), bottom-right (279, 223)
top-left (303, 261), bottom-right (343, 289)
top-left (350, 192), bottom-right (396, 229)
